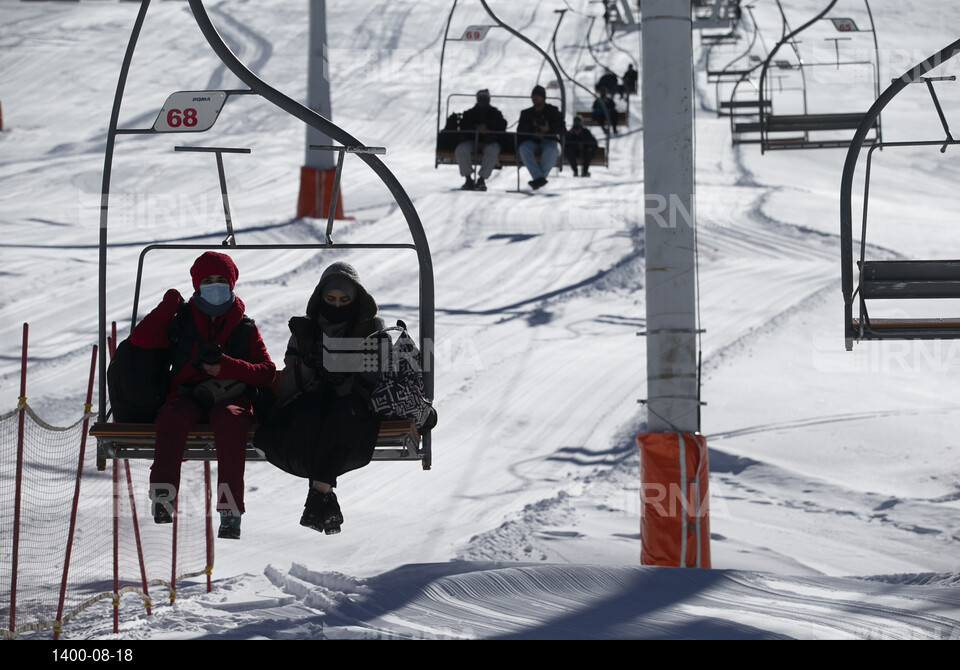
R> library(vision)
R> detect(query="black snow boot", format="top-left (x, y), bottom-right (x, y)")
top-left (300, 488), bottom-right (343, 535)
top-left (218, 510), bottom-right (242, 540)
top-left (151, 488), bottom-right (173, 524)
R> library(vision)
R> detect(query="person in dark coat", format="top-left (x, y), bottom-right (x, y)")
top-left (564, 117), bottom-right (598, 177)
top-left (130, 251), bottom-right (276, 540)
top-left (592, 88), bottom-right (619, 135)
top-left (455, 89), bottom-right (508, 191)
top-left (517, 85), bottom-right (566, 190)
top-left (254, 262), bottom-right (385, 536)
top-left (597, 70), bottom-right (619, 97)
top-left (621, 64), bottom-right (638, 99)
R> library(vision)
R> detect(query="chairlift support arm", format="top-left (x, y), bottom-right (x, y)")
top-left (173, 146), bottom-right (251, 247)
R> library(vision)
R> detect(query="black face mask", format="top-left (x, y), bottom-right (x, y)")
top-left (319, 300), bottom-right (358, 324)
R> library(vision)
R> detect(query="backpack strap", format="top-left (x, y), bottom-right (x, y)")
top-left (166, 300), bottom-right (197, 376)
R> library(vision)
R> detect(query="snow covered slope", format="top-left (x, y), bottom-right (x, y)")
top-left (1, 0), bottom-right (958, 639)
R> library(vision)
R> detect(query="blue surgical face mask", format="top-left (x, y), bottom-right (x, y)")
top-left (199, 282), bottom-right (232, 306)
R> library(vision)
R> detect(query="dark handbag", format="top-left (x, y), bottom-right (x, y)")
top-left (191, 378), bottom-right (247, 410)
top-left (367, 320), bottom-right (433, 428)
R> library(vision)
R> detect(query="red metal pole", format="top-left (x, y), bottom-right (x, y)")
top-left (9, 323), bottom-right (28, 636)
top-left (53, 345), bottom-right (98, 639)
top-left (123, 460), bottom-right (152, 616)
top-left (170, 497), bottom-right (179, 605)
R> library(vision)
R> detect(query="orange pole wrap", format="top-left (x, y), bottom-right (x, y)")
top-left (296, 166), bottom-right (346, 220)
top-left (636, 432), bottom-right (711, 568)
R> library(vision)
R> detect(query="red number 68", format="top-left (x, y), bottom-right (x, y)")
top-left (166, 108), bottom-right (199, 127)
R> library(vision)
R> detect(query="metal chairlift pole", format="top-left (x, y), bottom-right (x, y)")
top-left (638, 1), bottom-right (709, 569)
top-left (186, 0), bottom-right (434, 411)
top-left (549, 9), bottom-right (611, 134)
top-left (641, 0), bottom-right (700, 435)
top-left (758, 0), bottom-right (837, 153)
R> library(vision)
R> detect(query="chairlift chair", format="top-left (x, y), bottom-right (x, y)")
top-left (840, 39), bottom-right (960, 349)
top-left (753, 0), bottom-right (882, 152)
top-left (435, 0), bottom-right (570, 190)
top-left (91, 0), bottom-right (435, 470)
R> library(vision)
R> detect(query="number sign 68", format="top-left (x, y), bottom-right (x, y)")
top-left (166, 108), bottom-right (198, 128)
top-left (153, 90), bottom-right (226, 133)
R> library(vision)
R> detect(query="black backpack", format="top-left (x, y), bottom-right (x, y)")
top-left (106, 338), bottom-right (172, 423)
top-left (437, 113), bottom-right (462, 152)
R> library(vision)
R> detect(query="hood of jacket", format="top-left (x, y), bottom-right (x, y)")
top-left (305, 262), bottom-right (378, 324)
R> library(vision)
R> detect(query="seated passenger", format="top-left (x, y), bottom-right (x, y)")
top-left (565, 117), bottom-right (598, 177)
top-left (254, 262), bottom-right (385, 536)
top-left (517, 85), bottom-right (566, 190)
top-left (131, 251), bottom-right (276, 540)
top-left (455, 88), bottom-right (508, 191)
top-left (592, 88), bottom-right (619, 135)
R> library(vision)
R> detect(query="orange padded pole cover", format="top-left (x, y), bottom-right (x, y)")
top-left (296, 166), bottom-right (346, 220)
top-left (636, 432), bottom-right (710, 568)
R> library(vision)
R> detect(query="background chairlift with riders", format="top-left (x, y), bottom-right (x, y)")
top-left (437, 0), bottom-right (617, 190)
top-left (436, 90), bottom-right (567, 191)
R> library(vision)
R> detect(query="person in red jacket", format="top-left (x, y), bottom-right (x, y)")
top-left (130, 251), bottom-right (275, 539)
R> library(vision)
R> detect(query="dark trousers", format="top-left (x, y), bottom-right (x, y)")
top-left (151, 395), bottom-right (254, 513)
top-left (254, 391), bottom-right (381, 488)
top-left (565, 144), bottom-right (596, 173)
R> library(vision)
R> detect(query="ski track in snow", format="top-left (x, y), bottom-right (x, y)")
top-left (90, 561), bottom-right (960, 640)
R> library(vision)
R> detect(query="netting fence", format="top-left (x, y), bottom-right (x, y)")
top-left (2, 331), bottom-right (213, 639)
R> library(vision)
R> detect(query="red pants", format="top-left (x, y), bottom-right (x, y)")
top-left (150, 395), bottom-right (254, 513)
